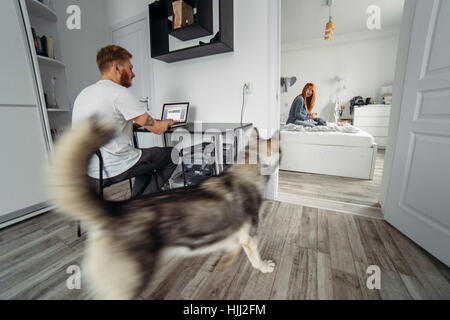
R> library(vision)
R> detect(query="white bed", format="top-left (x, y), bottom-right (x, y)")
top-left (280, 126), bottom-right (378, 180)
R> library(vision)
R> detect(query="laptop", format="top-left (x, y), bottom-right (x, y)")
top-left (161, 102), bottom-right (190, 128)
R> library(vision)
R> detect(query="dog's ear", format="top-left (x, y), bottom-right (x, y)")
top-left (247, 127), bottom-right (259, 164)
top-left (249, 127), bottom-right (259, 149)
top-left (252, 127), bottom-right (260, 138)
top-left (271, 129), bottom-right (280, 139)
top-left (270, 130), bottom-right (280, 150)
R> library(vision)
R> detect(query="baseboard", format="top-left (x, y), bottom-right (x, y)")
top-left (276, 192), bottom-right (384, 220)
top-left (0, 206), bottom-right (54, 230)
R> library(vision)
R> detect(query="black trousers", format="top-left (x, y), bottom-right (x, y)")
top-left (100, 147), bottom-right (177, 197)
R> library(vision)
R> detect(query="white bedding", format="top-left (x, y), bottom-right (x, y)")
top-left (281, 124), bottom-right (375, 148)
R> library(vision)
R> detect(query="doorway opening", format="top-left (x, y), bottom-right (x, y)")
top-left (276, 0), bottom-right (406, 217)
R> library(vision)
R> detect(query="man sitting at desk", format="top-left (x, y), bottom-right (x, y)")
top-left (72, 45), bottom-right (176, 196)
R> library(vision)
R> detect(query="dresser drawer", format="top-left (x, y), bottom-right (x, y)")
top-left (354, 106), bottom-right (391, 117)
top-left (354, 116), bottom-right (390, 127)
top-left (357, 126), bottom-right (389, 137)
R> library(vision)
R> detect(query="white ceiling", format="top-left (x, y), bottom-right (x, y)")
top-left (282, 0), bottom-right (405, 43)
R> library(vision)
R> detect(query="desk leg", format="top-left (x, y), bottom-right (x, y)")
top-left (213, 134), bottom-right (224, 175)
top-left (236, 128), bottom-right (244, 157)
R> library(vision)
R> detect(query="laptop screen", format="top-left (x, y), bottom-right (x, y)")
top-left (161, 103), bottom-right (189, 123)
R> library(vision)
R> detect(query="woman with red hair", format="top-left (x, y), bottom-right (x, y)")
top-left (286, 83), bottom-right (326, 127)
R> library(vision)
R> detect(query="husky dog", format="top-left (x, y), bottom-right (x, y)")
top-left (47, 116), bottom-right (281, 300)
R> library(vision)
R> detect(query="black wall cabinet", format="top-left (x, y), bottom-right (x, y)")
top-left (149, 0), bottom-right (234, 63)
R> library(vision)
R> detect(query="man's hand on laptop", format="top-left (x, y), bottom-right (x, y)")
top-left (163, 119), bottom-right (176, 130)
top-left (133, 113), bottom-right (175, 135)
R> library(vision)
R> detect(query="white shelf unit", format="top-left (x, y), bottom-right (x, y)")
top-left (353, 105), bottom-right (392, 148)
top-left (47, 108), bottom-right (71, 112)
top-left (25, 0), bottom-right (71, 141)
top-left (25, 0), bottom-right (57, 22)
top-left (37, 55), bottom-right (65, 68)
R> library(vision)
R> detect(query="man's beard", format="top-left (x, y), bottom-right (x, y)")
top-left (120, 70), bottom-right (132, 88)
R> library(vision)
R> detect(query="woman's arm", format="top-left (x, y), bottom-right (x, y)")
top-left (294, 97), bottom-right (310, 121)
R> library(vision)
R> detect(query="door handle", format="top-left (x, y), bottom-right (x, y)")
top-left (140, 97), bottom-right (149, 111)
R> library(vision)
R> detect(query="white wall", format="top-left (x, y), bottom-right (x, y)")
top-left (104, 0), bottom-right (151, 27)
top-left (154, 1), bottom-right (272, 134)
top-left (52, 0), bottom-right (108, 107)
top-left (280, 33), bottom-right (399, 122)
top-left (104, 0), bottom-right (273, 135)
top-left (103, 0), bottom-right (279, 199)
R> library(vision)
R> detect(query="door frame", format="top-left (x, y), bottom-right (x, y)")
top-left (271, 0), bottom-right (414, 210)
top-left (266, 0), bottom-right (281, 200)
top-left (379, 0), bottom-right (417, 210)
top-left (108, 12), bottom-right (157, 146)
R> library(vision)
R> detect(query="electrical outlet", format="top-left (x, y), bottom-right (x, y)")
top-left (244, 82), bottom-right (253, 94)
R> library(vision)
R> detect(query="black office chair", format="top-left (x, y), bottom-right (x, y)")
top-left (76, 151), bottom-right (161, 237)
top-left (76, 130), bottom-right (161, 237)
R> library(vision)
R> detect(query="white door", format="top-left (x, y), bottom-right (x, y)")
top-left (110, 13), bottom-right (157, 148)
top-left (385, 0), bottom-right (450, 266)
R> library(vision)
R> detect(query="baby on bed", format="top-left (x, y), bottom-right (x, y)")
top-left (287, 83), bottom-right (344, 127)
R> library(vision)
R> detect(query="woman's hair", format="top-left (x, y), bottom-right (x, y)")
top-left (300, 83), bottom-right (316, 114)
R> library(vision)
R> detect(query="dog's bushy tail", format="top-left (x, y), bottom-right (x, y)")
top-left (47, 116), bottom-right (116, 228)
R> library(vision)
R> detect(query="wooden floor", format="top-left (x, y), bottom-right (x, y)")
top-left (1, 197), bottom-right (449, 300)
top-left (278, 150), bottom-right (385, 209)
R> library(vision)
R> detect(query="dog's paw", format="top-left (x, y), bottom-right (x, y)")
top-left (259, 260), bottom-right (275, 273)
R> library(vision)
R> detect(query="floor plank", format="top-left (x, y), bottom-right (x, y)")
top-left (278, 150), bottom-right (385, 209)
top-left (317, 252), bottom-right (333, 299)
top-left (379, 269), bottom-right (412, 300)
top-left (1, 198), bottom-right (448, 300)
top-left (317, 209), bottom-right (330, 254)
top-left (373, 219), bottom-right (414, 276)
top-left (384, 222), bottom-right (450, 299)
top-left (400, 274), bottom-right (432, 300)
top-left (298, 207), bottom-right (318, 250)
top-left (354, 217), bottom-right (396, 271)
top-left (331, 269), bottom-right (363, 300)
top-left (343, 214), bottom-right (369, 264)
top-left (328, 213), bottom-right (357, 275)
top-left (354, 261), bottom-right (382, 300)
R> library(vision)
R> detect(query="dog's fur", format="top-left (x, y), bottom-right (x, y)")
top-left (47, 116), bottom-right (281, 299)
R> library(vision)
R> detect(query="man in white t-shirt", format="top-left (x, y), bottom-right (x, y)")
top-left (72, 45), bottom-right (176, 196)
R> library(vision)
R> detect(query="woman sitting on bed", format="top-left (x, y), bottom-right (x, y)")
top-left (286, 83), bottom-right (327, 127)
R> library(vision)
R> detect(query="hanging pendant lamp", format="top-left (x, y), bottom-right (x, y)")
top-left (324, 0), bottom-right (335, 40)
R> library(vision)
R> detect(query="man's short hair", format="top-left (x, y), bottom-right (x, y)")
top-left (96, 45), bottom-right (132, 73)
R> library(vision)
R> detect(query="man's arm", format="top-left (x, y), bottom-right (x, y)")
top-left (132, 112), bottom-right (174, 135)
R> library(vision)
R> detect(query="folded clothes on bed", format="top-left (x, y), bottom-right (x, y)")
top-left (281, 123), bottom-right (360, 134)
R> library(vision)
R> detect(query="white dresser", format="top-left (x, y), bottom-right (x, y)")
top-left (353, 105), bottom-right (391, 148)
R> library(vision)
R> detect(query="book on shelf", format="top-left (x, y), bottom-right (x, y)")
top-left (50, 128), bottom-right (65, 141)
top-left (31, 28), bottom-right (55, 59)
top-left (32, 27), bottom-right (44, 56)
top-left (40, 36), bottom-right (48, 57)
top-left (31, 27), bottom-right (37, 40)
top-left (46, 37), bottom-right (54, 59)
top-left (40, 36), bottom-right (54, 59)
